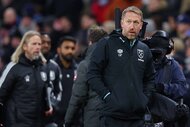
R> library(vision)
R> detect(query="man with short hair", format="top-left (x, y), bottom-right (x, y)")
top-left (41, 33), bottom-right (63, 126)
top-left (87, 6), bottom-right (155, 127)
top-left (64, 26), bottom-right (108, 127)
top-left (53, 36), bottom-right (78, 127)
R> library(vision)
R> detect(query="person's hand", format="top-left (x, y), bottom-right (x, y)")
top-left (45, 106), bottom-right (53, 116)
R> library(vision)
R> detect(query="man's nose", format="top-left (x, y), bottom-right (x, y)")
top-left (129, 22), bottom-right (135, 29)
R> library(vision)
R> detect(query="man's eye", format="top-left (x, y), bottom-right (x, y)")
top-left (134, 21), bottom-right (139, 25)
top-left (126, 20), bottom-right (132, 24)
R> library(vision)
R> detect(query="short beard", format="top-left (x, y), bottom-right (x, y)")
top-left (61, 54), bottom-right (73, 62)
top-left (32, 55), bottom-right (40, 60)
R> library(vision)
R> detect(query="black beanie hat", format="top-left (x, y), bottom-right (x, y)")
top-left (147, 36), bottom-right (169, 50)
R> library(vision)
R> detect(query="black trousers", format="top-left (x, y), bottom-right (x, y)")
top-left (100, 116), bottom-right (144, 127)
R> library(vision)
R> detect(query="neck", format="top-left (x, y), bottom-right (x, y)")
top-left (60, 56), bottom-right (71, 68)
top-left (25, 54), bottom-right (33, 61)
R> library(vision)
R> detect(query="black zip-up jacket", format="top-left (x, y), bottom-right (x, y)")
top-left (53, 55), bottom-right (77, 116)
top-left (44, 55), bottom-right (62, 108)
top-left (87, 32), bottom-right (155, 119)
top-left (0, 54), bottom-right (47, 127)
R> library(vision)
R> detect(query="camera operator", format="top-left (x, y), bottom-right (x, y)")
top-left (144, 30), bottom-right (189, 127)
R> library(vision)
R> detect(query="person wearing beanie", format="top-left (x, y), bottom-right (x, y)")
top-left (144, 30), bottom-right (188, 127)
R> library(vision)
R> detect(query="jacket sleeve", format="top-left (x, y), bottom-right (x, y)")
top-left (0, 62), bottom-right (16, 105)
top-left (50, 60), bottom-right (63, 101)
top-left (65, 61), bottom-right (88, 124)
top-left (87, 39), bottom-right (110, 99)
top-left (164, 60), bottom-right (188, 100)
top-left (143, 48), bottom-right (156, 99)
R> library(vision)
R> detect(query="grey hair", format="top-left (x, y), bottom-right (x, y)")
top-left (121, 6), bottom-right (143, 21)
top-left (11, 31), bottom-right (41, 63)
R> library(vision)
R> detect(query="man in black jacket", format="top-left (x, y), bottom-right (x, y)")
top-left (0, 31), bottom-right (52, 127)
top-left (64, 26), bottom-right (108, 127)
top-left (87, 6), bottom-right (155, 127)
top-left (41, 33), bottom-right (63, 126)
top-left (53, 36), bottom-right (78, 127)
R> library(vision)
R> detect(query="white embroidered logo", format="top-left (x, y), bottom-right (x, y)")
top-left (25, 75), bottom-right (30, 82)
top-left (117, 49), bottom-right (123, 57)
top-left (137, 49), bottom-right (144, 62)
top-left (40, 72), bottom-right (47, 81)
top-left (50, 70), bottom-right (55, 81)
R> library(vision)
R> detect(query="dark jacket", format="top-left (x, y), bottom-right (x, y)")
top-left (65, 43), bottom-right (103, 127)
top-left (53, 55), bottom-right (77, 117)
top-left (45, 57), bottom-right (63, 107)
top-left (44, 56), bottom-right (63, 124)
top-left (154, 57), bottom-right (188, 101)
top-left (0, 54), bottom-right (47, 127)
top-left (87, 32), bottom-right (155, 119)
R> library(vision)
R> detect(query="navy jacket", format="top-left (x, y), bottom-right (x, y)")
top-left (154, 57), bottom-right (188, 100)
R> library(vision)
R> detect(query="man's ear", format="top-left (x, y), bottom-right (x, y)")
top-left (120, 20), bottom-right (123, 29)
top-left (140, 21), bottom-right (143, 30)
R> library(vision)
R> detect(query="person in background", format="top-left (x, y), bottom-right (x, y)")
top-left (53, 36), bottom-right (78, 127)
top-left (64, 26), bottom-right (108, 127)
top-left (87, 6), bottom-right (155, 127)
top-left (145, 30), bottom-right (188, 101)
top-left (41, 33), bottom-right (63, 127)
top-left (145, 30), bottom-right (188, 127)
top-left (0, 31), bottom-right (52, 127)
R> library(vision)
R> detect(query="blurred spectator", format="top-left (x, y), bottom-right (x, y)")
top-left (102, 20), bottom-right (115, 34)
top-left (19, 14), bottom-right (37, 35)
top-left (91, 0), bottom-right (142, 24)
top-left (50, 16), bottom-right (76, 55)
top-left (171, 37), bottom-right (184, 56)
top-left (1, 30), bottom-right (22, 65)
top-left (144, 18), bottom-right (156, 37)
top-left (176, 14), bottom-right (190, 39)
top-left (44, 0), bottom-right (84, 31)
top-left (75, 13), bottom-right (97, 63)
top-left (2, 7), bottom-right (19, 33)
top-left (180, 0), bottom-right (190, 14)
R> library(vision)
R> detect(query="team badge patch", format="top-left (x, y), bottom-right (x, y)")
top-left (137, 49), bottom-right (144, 62)
top-left (117, 49), bottom-right (123, 57)
top-left (25, 75), bottom-right (30, 82)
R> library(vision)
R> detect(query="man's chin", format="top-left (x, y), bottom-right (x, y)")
top-left (126, 34), bottom-right (136, 40)
top-left (32, 55), bottom-right (40, 60)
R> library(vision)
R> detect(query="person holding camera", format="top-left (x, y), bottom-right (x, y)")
top-left (144, 30), bottom-right (189, 127)
top-left (145, 30), bottom-right (188, 101)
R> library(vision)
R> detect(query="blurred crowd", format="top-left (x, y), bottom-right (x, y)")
top-left (0, 0), bottom-right (190, 78)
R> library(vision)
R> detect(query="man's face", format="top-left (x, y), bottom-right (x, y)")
top-left (23, 35), bottom-right (42, 61)
top-left (121, 11), bottom-right (142, 40)
top-left (41, 35), bottom-right (51, 55)
top-left (58, 40), bottom-right (76, 62)
top-left (177, 23), bottom-right (190, 39)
